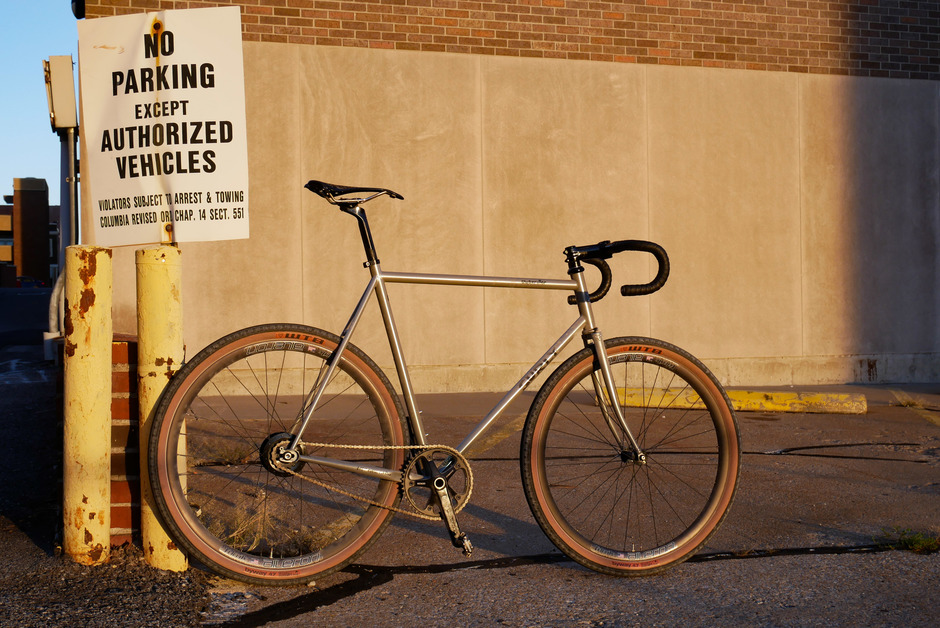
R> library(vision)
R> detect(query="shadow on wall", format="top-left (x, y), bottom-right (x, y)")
top-left (850, 6), bottom-right (938, 383)
top-left (804, 75), bottom-right (939, 383)
top-left (846, 80), bottom-right (939, 382)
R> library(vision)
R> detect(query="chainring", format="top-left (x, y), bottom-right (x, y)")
top-left (401, 447), bottom-right (473, 518)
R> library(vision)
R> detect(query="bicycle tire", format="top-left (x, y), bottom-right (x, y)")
top-left (148, 324), bottom-right (408, 585)
top-left (521, 337), bottom-right (740, 576)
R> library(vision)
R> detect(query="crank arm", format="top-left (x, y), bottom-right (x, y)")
top-left (432, 476), bottom-right (473, 556)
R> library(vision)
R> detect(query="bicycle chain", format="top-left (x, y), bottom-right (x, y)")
top-left (282, 442), bottom-right (474, 521)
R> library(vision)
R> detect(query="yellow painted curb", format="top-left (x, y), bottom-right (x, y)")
top-left (726, 390), bottom-right (867, 414)
top-left (617, 388), bottom-right (867, 415)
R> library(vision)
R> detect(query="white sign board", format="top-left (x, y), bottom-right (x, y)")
top-left (78, 6), bottom-right (249, 246)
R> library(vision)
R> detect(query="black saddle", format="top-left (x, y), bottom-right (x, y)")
top-left (305, 180), bottom-right (403, 201)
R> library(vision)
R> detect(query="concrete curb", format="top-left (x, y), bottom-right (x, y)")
top-left (890, 389), bottom-right (940, 426)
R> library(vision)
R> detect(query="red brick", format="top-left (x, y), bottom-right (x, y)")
top-left (110, 504), bottom-right (138, 530)
top-left (111, 421), bottom-right (139, 449)
top-left (110, 533), bottom-right (135, 547)
top-left (111, 451), bottom-right (140, 476)
top-left (111, 369), bottom-right (133, 394)
top-left (111, 396), bottom-right (138, 422)
top-left (111, 479), bottom-right (140, 505)
top-left (76, 3), bottom-right (940, 92)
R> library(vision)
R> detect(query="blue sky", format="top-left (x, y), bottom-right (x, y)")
top-left (1, 1), bottom-right (80, 205)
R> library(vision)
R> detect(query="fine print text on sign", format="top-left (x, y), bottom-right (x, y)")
top-left (79, 6), bottom-right (249, 247)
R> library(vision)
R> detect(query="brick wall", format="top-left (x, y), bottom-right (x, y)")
top-left (82, 1), bottom-right (940, 80)
top-left (110, 337), bottom-right (141, 546)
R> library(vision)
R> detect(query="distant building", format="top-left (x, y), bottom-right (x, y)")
top-left (0, 178), bottom-right (60, 287)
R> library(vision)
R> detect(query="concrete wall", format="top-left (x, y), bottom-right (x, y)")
top-left (94, 42), bottom-right (940, 390)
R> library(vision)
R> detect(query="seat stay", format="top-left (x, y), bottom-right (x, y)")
top-left (288, 274), bottom-right (378, 452)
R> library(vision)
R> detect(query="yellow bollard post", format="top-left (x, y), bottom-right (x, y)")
top-left (63, 245), bottom-right (113, 565)
top-left (136, 245), bottom-right (187, 571)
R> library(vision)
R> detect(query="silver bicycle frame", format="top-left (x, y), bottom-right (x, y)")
top-left (288, 204), bottom-right (644, 477)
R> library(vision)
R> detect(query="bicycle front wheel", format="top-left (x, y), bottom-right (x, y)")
top-left (149, 324), bottom-right (408, 585)
top-left (521, 337), bottom-right (740, 576)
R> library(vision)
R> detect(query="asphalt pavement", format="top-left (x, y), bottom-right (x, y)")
top-left (0, 287), bottom-right (937, 626)
top-left (206, 386), bottom-right (939, 627)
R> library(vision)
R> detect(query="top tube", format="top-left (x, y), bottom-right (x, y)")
top-left (382, 270), bottom-right (576, 292)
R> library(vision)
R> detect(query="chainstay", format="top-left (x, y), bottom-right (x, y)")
top-left (284, 442), bottom-right (473, 521)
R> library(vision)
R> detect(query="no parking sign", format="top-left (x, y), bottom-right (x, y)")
top-left (78, 6), bottom-right (249, 246)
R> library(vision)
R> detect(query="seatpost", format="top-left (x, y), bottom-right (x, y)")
top-left (340, 203), bottom-right (380, 266)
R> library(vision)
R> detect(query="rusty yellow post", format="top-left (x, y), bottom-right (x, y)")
top-left (136, 245), bottom-right (187, 571)
top-left (63, 245), bottom-right (113, 565)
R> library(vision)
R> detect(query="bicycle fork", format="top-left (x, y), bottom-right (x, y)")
top-left (572, 270), bottom-right (647, 463)
top-left (585, 330), bottom-right (646, 463)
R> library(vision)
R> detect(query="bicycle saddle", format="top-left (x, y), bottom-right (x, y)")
top-left (305, 180), bottom-right (404, 201)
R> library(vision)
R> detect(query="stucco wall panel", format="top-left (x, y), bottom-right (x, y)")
top-left (647, 67), bottom-right (803, 361)
top-left (84, 41), bottom-right (939, 387)
top-left (295, 46), bottom-right (485, 372)
top-left (178, 41), bottom-right (305, 355)
top-left (480, 57), bottom-right (652, 366)
top-left (800, 75), bottom-right (940, 358)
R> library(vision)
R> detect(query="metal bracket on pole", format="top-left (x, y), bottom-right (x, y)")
top-left (43, 56), bottom-right (80, 359)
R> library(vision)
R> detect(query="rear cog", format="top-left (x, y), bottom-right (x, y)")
top-left (260, 432), bottom-right (305, 477)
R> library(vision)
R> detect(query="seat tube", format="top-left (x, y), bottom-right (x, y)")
top-left (340, 202), bottom-right (427, 444)
top-left (370, 264), bottom-right (428, 446)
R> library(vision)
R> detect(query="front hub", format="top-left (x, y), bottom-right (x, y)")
top-left (619, 449), bottom-right (647, 465)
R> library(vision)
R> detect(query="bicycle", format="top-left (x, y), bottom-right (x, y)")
top-left (149, 180), bottom-right (741, 585)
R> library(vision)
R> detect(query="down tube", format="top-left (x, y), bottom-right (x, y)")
top-left (456, 316), bottom-right (587, 455)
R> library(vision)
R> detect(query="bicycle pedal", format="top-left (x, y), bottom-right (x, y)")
top-left (454, 533), bottom-right (473, 557)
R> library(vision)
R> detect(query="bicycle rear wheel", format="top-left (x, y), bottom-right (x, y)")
top-left (149, 324), bottom-right (408, 585)
top-left (521, 337), bottom-right (740, 576)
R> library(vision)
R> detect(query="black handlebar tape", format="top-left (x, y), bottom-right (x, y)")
top-left (618, 241), bottom-right (670, 296)
top-left (567, 258), bottom-right (613, 305)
